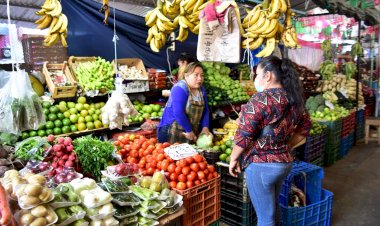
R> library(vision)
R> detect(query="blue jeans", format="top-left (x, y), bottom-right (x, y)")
top-left (245, 162), bottom-right (292, 226)
top-left (157, 125), bottom-right (170, 143)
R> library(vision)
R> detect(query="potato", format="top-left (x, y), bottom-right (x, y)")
top-left (38, 188), bottom-right (52, 202)
top-left (16, 184), bottom-right (27, 196)
top-left (19, 195), bottom-right (40, 206)
top-left (25, 184), bottom-right (43, 196)
top-left (45, 208), bottom-right (56, 223)
top-left (24, 172), bottom-right (35, 180)
top-left (20, 213), bottom-right (35, 226)
top-left (29, 217), bottom-right (47, 226)
top-left (27, 175), bottom-right (46, 185)
top-left (31, 205), bottom-right (47, 218)
top-left (4, 169), bottom-right (19, 179)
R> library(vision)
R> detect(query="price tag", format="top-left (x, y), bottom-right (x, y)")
top-left (325, 100), bottom-right (335, 109)
top-left (164, 143), bottom-right (198, 160)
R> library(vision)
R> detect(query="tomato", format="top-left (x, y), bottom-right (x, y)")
top-left (170, 181), bottom-right (177, 189)
top-left (129, 157), bottom-right (138, 164)
top-left (185, 157), bottom-right (194, 165)
top-left (179, 159), bottom-right (187, 168)
top-left (193, 154), bottom-right (203, 163)
top-left (197, 171), bottom-right (205, 180)
top-left (203, 169), bottom-right (209, 175)
top-left (151, 160), bottom-right (157, 168)
top-left (149, 138), bottom-right (157, 144)
top-left (182, 166), bottom-right (191, 175)
top-left (119, 149), bottom-right (127, 156)
top-left (163, 142), bottom-right (171, 148)
top-left (156, 148), bottom-right (164, 154)
top-left (142, 142), bottom-right (149, 149)
top-left (176, 161), bottom-right (181, 167)
top-left (186, 181), bottom-right (194, 189)
top-left (213, 172), bottom-right (218, 178)
top-left (131, 144), bottom-right (139, 151)
top-left (117, 136), bottom-right (124, 141)
top-left (146, 163), bottom-right (152, 169)
top-left (194, 180), bottom-right (201, 186)
top-left (201, 179), bottom-right (207, 183)
top-left (164, 172), bottom-right (170, 179)
top-left (138, 162), bottom-right (145, 169)
top-left (198, 162), bottom-right (207, 170)
top-left (175, 167), bottom-right (182, 175)
top-left (139, 150), bottom-right (144, 158)
top-left (139, 158), bottom-right (146, 166)
top-left (167, 156), bottom-right (175, 163)
top-left (170, 173), bottom-right (178, 181)
top-left (207, 165), bottom-right (215, 173)
top-left (167, 163), bottom-right (176, 173)
top-left (178, 174), bottom-right (187, 183)
top-left (146, 167), bottom-right (155, 175)
top-left (187, 171), bottom-right (197, 181)
top-left (156, 161), bottom-right (162, 170)
top-left (207, 173), bottom-right (213, 180)
top-left (190, 163), bottom-right (199, 172)
top-left (156, 143), bottom-right (163, 149)
top-left (121, 138), bottom-right (129, 145)
top-left (114, 141), bottom-right (120, 146)
top-left (161, 159), bottom-right (170, 171)
top-left (141, 169), bottom-right (147, 175)
top-left (130, 150), bottom-right (139, 158)
top-left (176, 182), bottom-right (186, 190)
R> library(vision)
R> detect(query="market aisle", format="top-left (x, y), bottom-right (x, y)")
top-left (323, 141), bottom-right (380, 226)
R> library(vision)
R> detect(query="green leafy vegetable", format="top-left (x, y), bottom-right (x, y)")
top-left (15, 137), bottom-right (50, 161)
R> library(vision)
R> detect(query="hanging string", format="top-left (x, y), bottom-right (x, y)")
top-left (112, 0), bottom-right (119, 77)
top-left (6, 0), bottom-right (16, 71)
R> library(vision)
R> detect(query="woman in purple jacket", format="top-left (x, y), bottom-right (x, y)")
top-left (158, 62), bottom-right (210, 144)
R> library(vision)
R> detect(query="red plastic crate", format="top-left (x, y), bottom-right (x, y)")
top-left (341, 115), bottom-right (352, 137)
top-left (175, 176), bottom-right (221, 226)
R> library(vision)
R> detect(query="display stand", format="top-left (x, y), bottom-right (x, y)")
top-left (159, 206), bottom-right (186, 226)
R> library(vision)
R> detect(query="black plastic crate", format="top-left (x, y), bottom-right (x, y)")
top-left (324, 147), bottom-right (339, 166)
top-left (298, 132), bottom-right (326, 162)
top-left (220, 193), bottom-right (257, 226)
top-left (217, 165), bottom-right (249, 202)
top-left (311, 155), bottom-right (324, 167)
top-left (317, 119), bottom-right (342, 147)
top-left (279, 162), bottom-right (324, 207)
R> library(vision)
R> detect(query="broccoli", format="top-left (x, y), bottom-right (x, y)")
top-left (305, 96), bottom-right (314, 110)
top-left (317, 106), bottom-right (325, 113)
top-left (314, 95), bottom-right (325, 105)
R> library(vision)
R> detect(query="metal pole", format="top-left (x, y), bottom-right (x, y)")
top-left (354, 21), bottom-right (361, 145)
top-left (370, 33), bottom-right (374, 88)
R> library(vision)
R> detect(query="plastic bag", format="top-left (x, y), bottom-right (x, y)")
top-left (0, 70), bottom-right (45, 135)
top-left (19, 160), bottom-right (52, 175)
top-left (15, 137), bottom-right (52, 161)
top-left (141, 119), bottom-right (159, 131)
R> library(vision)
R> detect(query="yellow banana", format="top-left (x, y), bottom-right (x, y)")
top-left (48, 16), bottom-right (59, 33)
top-left (279, 0), bottom-right (288, 13)
top-left (251, 17), bottom-right (270, 34)
top-left (176, 26), bottom-right (188, 42)
top-left (44, 34), bottom-right (52, 43)
top-left (156, 9), bottom-right (171, 22)
top-left (193, 0), bottom-right (205, 13)
top-left (243, 36), bottom-right (264, 50)
top-left (42, 0), bottom-right (56, 11)
top-left (47, 2), bottom-right (62, 17)
top-left (59, 14), bottom-right (68, 33)
top-left (157, 19), bottom-right (174, 32)
top-left (246, 12), bottom-right (266, 32)
top-left (290, 27), bottom-right (299, 44)
top-left (190, 23), bottom-right (199, 34)
top-left (51, 15), bottom-right (63, 33)
top-left (37, 15), bottom-right (52, 29)
top-left (243, 32), bottom-right (259, 38)
top-left (173, 16), bottom-right (180, 27)
top-left (266, 0), bottom-right (281, 19)
top-left (260, 18), bottom-right (278, 35)
top-left (145, 9), bottom-right (155, 23)
top-left (60, 33), bottom-right (68, 47)
top-left (150, 38), bottom-right (160, 52)
top-left (185, 0), bottom-right (197, 13)
top-left (151, 25), bottom-right (159, 36)
top-left (35, 14), bottom-right (48, 24)
top-left (145, 9), bottom-right (158, 27)
top-left (146, 29), bottom-right (154, 44)
top-left (242, 38), bottom-right (254, 48)
top-left (45, 33), bottom-right (59, 46)
top-left (256, 37), bottom-right (276, 57)
top-left (35, 8), bottom-right (47, 16)
top-left (261, 23), bottom-right (278, 38)
top-left (180, 16), bottom-right (195, 29)
top-left (198, 0), bottom-right (212, 11)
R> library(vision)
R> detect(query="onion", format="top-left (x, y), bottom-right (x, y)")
top-left (66, 172), bottom-right (77, 181)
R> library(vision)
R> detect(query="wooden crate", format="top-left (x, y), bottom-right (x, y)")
top-left (113, 58), bottom-right (148, 79)
top-left (43, 61), bottom-right (77, 98)
top-left (68, 56), bottom-right (97, 80)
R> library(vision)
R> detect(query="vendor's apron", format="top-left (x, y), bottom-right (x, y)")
top-left (168, 86), bottom-right (204, 144)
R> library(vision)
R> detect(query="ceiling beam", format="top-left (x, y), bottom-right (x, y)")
top-left (0, 15), bottom-right (36, 23)
top-left (0, 0), bottom-right (41, 10)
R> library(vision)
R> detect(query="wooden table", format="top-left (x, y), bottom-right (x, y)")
top-left (159, 206), bottom-right (186, 225)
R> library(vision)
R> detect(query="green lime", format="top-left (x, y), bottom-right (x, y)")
top-left (220, 144), bottom-right (227, 151)
top-left (88, 109), bottom-right (95, 115)
top-left (69, 115), bottom-right (78, 123)
top-left (212, 146), bottom-right (220, 152)
top-left (46, 129), bottom-right (54, 135)
top-left (95, 109), bottom-right (101, 115)
top-left (95, 103), bottom-right (102, 109)
top-left (62, 118), bottom-right (71, 126)
top-left (226, 156), bottom-right (231, 163)
top-left (78, 123), bottom-right (86, 131)
top-left (21, 132), bottom-right (29, 140)
top-left (63, 111), bottom-right (71, 118)
top-left (78, 116), bottom-right (85, 124)
top-left (53, 128), bottom-right (62, 135)
top-left (86, 122), bottom-right (95, 130)
top-left (99, 102), bottom-right (105, 108)
top-left (54, 119), bottom-right (63, 128)
top-left (225, 148), bottom-right (232, 155)
top-left (45, 121), bottom-right (54, 129)
top-left (92, 114), bottom-right (99, 121)
top-left (69, 108), bottom-right (78, 114)
top-left (58, 105), bottom-right (68, 113)
top-left (37, 130), bottom-right (46, 137)
top-left (38, 124), bottom-right (46, 130)
top-left (43, 109), bottom-right (50, 115)
top-left (85, 115), bottom-right (93, 122)
top-left (80, 110), bottom-right (89, 117)
top-left (94, 120), bottom-right (102, 129)
top-left (219, 153), bottom-right (227, 162)
top-left (70, 125), bottom-right (78, 132)
top-left (49, 106), bottom-right (59, 114)
top-left (62, 126), bottom-right (71, 134)
top-left (67, 102), bottom-right (76, 108)
top-left (77, 96), bottom-right (87, 104)
top-left (75, 103), bottom-right (84, 111)
top-left (151, 112), bottom-right (158, 117)
top-left (57, 113), bottom-right (65, 120)
top-left (225, 140), bottom-right (233, 147)
top-left (29, 131), bottom-right (37, 137)
top-left (83, 104), bottom-right (90, 110)
top-left (59, 101), bottom-right (67, 106)
top-left (48, 114), bottom-right (57, 121)
top-left (42, 102), bottom-right (52, 109)
top-left (158, 112), bottom-right (163, 117)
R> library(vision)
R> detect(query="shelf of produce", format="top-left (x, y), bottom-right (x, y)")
top-left (159, 206), bottom-right (186, 226)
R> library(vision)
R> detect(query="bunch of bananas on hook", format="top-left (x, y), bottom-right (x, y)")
top-left (281, 8), bottom-right (300, 49)
top-left (35, 0), bottom-right (68, 47)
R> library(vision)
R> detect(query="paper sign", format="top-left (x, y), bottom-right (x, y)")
top-left (325, 100), bottom-right (335, 109)
top-left (164, 143), bottom-right (198, 160)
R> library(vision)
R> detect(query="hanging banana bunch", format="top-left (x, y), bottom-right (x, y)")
top-left (99, 0), bottom-right (110, 25)
top-left (35, 0), bottom-right (68, 47)
top-left (281, 7), bottom-right (300, 50)
top-left (241, 0), bottom-right (300, 57)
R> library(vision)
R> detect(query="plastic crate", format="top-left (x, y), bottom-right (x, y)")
top-left (348, 133), bottom-right (354, 150)
top-left (341, 115), bottom-right (352, 137)
top-left (299, 132), bottom-right (326, 162)
top-left (217, 165), bottom-right (249, 202)
top-left (208, 219), bottom-right (220, 226)
top-left (324, 146), bottom-right (339, 166)
top-left (177, 176), bottom-right (221, 226)
top-left (220, 193), bottom-right (257, 226)
top-left (349, 111), bottom-right (356, 134)
top-left (339, 134), bottom-right (351, 159)
top-left (280, 189), bottom-right (333, 226)
top-left (311, 155), bottom-right (324, 167)
top-left (279, 162), bottom-right (324, 206)
top-left (355, 109), bottom-right (365, 141)
top-left (317, 119), bottom-right (342, 147)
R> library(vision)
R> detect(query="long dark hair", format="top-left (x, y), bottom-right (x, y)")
top-left (258, 56), bottom-right (305, 113)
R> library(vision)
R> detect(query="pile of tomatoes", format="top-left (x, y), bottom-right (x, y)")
top-left (113, 134), bottom-right (218, 190)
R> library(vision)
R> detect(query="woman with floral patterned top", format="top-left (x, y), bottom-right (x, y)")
top-left (229, 56), bottom-right (311, 226)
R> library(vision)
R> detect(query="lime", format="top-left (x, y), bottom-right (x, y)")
top-left (69, 114), bottom-right (78, 123)
top-left (49, 106), bottom-right (59, 114)
top-left (62, 118), bottom-right (71, 126)
top-left (78, 123), bottom-right (86, 131)
top-left (54, 119), bottom-right (63, 128)
top-left (151, 112), bottom-right (158, 117)
top-left (46, 129), bottom-right (54, 135)
top-left (225, 140), bottom-right (233, 147)
top-left (99, 102), bottom-right (105, 108)
top-left (219, 153), bottom-right (227, 162)
top-left (142, 113), bottom-right (150, 119)
top-left (90, 103), bottom-right (95, 109)
top-left (77, 96), bottom-right (87, 104)
top-left (42, 102), bottom-right (52, 109)
top-left (86, 122), bottom-right (95, 130)
top-left (153, 104), bottom-right (161, 112)
top-left (85, 115), bottom-right (93, 122)
top-left (37, 130), bottom-right (46, 137)
top-left (92, 114), bottom-right (99, 121)
top-left (225, 148), bottom-right (232, 155)
top-left (53, 128), bottom-right (62, 135)
top-left (83, 104), bottom-right (90, 110)
top-left (69, 108), bottom-right (78, 114)
top-left (75, 103), bottom-right (84, 111)
top-left (70, 125), bottom-right (78, 132)
top-left (220, 144), bottom-right (227, 151)
top-left (142, 106), bottom-right (153, 114)
top-left (212, 146), bottom-right (220, 152)
top-left (226, 156), bottom-right (231, 163)
top-left (43, 109), bottom-right (50, 115)
top-left (95, 103), bottom-right (102, 109)
top-left (58, 105), bottom-right (68, 113)
top-left (46, 121), bottom-right (55, 129)
top-left (78, 116), bottom-right (85, 123)
top-left (48, 114), bottom-right (57, 121)
top-left (67, 102), bottom-right (76, 108)
top-left (134, 106), bottom-right (141, 111)
top-left (95, 109), bottom-right (101, 115)
top-left (158, 112), bottom-right (163, 117)
top-left (29, 131), bottom-right (37, 137)
top-left (63, 111), bottom-right (71, 118)
top-left (57, 113), bottom-right (65, 120)
top-left (38, 124), bottom-right (46, 130)
top-left (59, 101), bottom-right (67, 107)
top-left (98, 114), bottom-right (102, 120)
top-left (94, 120), bottom-right (102, 129)
top-left (80, 110), bottom-right (89, 117)
top-left (62, 126), bottom-right (71, 134)
top-left (21, 132), bottom-right (29, 140)
top-left (89, 109), bottom-right (96, 115)
top-left (138, 117), bottom-right (144, 122)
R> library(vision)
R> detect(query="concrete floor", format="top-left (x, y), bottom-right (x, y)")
top-left (323, 141), bottom-right (380, 226)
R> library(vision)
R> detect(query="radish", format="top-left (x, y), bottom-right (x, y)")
top-left (62, 155), bottom-right (69, 160)
top-left (47, 135), bottom-right (55, 143)
top-left (66, 145), bottom-right (74, 152)
top-left (53, 156), bottom-right (59, 162)
top-left (52, 162), bottom-right (58, 168)
top-left (56, 151), bottom-right (64, 157)
top-left (59, 159), bottom-right (65, 166)
top-left (57, 137), bottom-right (65, 144)
top-left (69, 155), bottom-right (76, 161)
top-left (48, 170), bottom-right (55, 177)
top-left (56, 166), bottom-right (63, 173)
top-left (53, 145), bottom-right (61, 152)
top-left (65, 161), bottom-right (74, 167)
top-left (64, 138), bottom-right (72, 146)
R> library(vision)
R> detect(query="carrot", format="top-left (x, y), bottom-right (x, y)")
top-left (0, 184), bottom-right (12, 225)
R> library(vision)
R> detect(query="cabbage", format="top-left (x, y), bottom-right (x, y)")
top-left (196, 134), bottom-right (213, 149)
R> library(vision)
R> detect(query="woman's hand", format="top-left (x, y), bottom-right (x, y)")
top-left (200, 127), bottom-right (210, 135)
top-left (183, 131), bottom-right (197, 141)
top-left (229, 158), bottom-right (241, 177)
